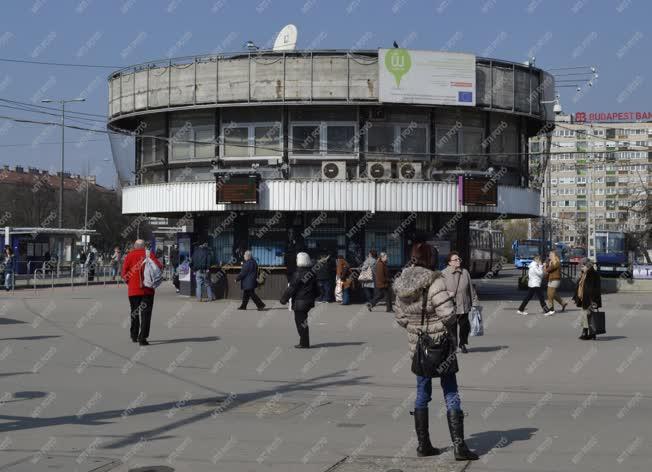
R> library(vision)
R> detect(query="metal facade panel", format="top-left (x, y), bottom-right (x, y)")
top-left (148, 66), bottom-right (170, 108)
top-left (122, 181), bottom-right (540, 216)
top-left (196, 60), bottom-right (217, 103)
top-left (134, 70), bottom-right (148, 110)
top-left (170, 64), bottom-right (195, 105)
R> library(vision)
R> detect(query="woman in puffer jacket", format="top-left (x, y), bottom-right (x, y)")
top-left (394, 242), bottom-right (478, 461)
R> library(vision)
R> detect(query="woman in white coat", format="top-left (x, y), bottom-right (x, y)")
top-left (517, 255), bottom-right (554, 316)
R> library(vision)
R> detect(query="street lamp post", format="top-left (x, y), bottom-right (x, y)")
top-left (41, 98), bottom-right (86, 229)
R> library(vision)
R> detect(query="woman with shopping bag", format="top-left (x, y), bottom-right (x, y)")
top-left (573, 258), bottom-right (603, 340)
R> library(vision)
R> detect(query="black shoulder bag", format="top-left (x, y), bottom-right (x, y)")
top-left (411, 288), bottom-right (459, 378)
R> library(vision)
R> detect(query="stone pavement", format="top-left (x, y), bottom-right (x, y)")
top-left (0, 270), bottom-right (650, 471)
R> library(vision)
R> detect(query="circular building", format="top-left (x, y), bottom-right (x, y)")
top-left (108, 48), bottom-right (555, 296)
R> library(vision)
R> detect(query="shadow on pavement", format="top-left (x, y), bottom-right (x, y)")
top-left (310, 342), bottom-right (366, 348)
top-left (149, 336), bottom-right (220, 345)
top-left (597, 336), bottom-right (627, 341)
top-left (0, 317), bottom-right (28, 325)
top-left (0, 335), bottom-right (61, 341)
top-left (0, 372), bottom-right (33, 378)
top-left (467, 427), bottom-right (538, 455)
top-left (0, 369), bottom-right (371, 451)
top-left (466, 345), bottom-right (509, 353)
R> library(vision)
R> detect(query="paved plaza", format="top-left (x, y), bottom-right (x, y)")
top-left (0, 270), bottom-right (650, 471)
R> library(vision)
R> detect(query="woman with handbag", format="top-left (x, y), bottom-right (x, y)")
top-left (280, 252), bottom-right (319, 349)
top-left (441, 251), bottom-right (478, 353)
top-left (358, 249), bottom-right (377, 303)
top-left (545, 250), bottom-right (568, 312)
top-left (573, 258), bottom-right (602, 340)
top-left (394, 242), bottom-right (478, 461)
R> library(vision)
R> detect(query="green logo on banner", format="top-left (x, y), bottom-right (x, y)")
top-left (385, 48), bottom-right (411, 87)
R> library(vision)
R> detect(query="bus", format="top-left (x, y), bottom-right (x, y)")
top-left (469, 228), bottom-right (505, 277)
top-left (595, 231), bottom-right (629, 277)
top-left (512, 239), bottom-right (550, 268)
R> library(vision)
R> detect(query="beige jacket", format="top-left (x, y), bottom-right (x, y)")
top-left (441, 266), bottom-right (479, 315)
top-left (394, 266), bottom-right (457, 354)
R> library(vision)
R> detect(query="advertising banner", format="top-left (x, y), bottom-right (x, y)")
top-left (379, 49), bottom-right (476, 106)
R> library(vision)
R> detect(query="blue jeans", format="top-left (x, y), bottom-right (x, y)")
top-left (342, 287), bottom-right (350, 305)
top-left (4, 271), bottom-right (12, 290)
top-left (415, 374), bottom-right (461, 411)
top-left (363, 287), bottom-right (374, 303)
top-left (195, 271), bottom-right (214, 300)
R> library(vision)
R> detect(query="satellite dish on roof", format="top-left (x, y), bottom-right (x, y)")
top-left (273, 24), bottom-right (298, 51)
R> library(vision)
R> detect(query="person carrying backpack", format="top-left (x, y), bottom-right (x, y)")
top-left (121, 239), bottom-right (163, 346)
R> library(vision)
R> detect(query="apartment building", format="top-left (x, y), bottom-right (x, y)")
top-left (530, 113), bottom-right (651, 245)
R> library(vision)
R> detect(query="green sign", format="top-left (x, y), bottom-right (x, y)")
top-left (384, 48), bottom-right (411, 87)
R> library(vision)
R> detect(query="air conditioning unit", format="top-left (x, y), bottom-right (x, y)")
top-left (398, 162), bottom-right (422, 181)
top-left (321, 161), bottom-right (346, 180)
top-left (367, 161), bottom-right (392, 180)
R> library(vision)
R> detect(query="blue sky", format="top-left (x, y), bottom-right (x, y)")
top-left (0, 0), bottom-right (649, 186)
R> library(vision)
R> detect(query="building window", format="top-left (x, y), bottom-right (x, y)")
top-left (222, 122), bottom-right (282, 158)
top-left (170, 111), bottom-right (215, 161)
top-left (368, 123), bottom-right (429, 158)
top-left (291, 121), bottom-right (358, 157)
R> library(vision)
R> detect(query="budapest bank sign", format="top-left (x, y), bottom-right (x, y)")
top-left (575, 111), bottom-right (652, 122)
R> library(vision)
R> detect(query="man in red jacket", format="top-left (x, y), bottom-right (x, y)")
top-left (121, 239), bottom-right (163, 345)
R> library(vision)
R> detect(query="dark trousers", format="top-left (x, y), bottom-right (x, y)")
top-left (455, 313), bottom-right (471, 347)
top-left (294, 310), bottom-right (310, 347)
top-left (370, 287), bottom-right (392, 311)
top-left (318, 279), bottom-right (333, 302)
top-left (241, 289), bottom-right (264, 309)
top-left (128, 295), bottom-right (154, 341)
top-left (363, 287), bottom-right (374, 303)
top-left (519, 286), bottom-right (549, 312)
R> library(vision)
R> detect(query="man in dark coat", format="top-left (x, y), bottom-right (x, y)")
top-left (315, 253), bottom-right (335, 302)
top-left (191, 242), bottom-right (214, 301)
top-left (236, 250), bottom-right (265, 311)
top-left (280, 252), bottom-right (319, 348)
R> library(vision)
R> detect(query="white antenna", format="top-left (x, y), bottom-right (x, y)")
top-left (273, 24), bottom-right (298, 51)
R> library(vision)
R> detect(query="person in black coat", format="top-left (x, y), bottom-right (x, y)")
top-left (236, 250), bottom-right (265, 311)
top-left (573, 258), bottom-right (602, 340)
top-left (280, 252), bottom-right (319, 349)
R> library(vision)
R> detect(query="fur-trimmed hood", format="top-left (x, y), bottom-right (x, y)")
top-left (393, 266), bottom-right (442, 301)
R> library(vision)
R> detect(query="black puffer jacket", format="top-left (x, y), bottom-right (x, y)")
top-left (280, 267), bottom-right (319, 312)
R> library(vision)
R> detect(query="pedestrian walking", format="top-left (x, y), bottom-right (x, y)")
top-left (121, 239), bottom-right (164, 345)
top-left (236, 250), bottom-right (265, 311)
top-left (358, 249), bottom-right (377, 304)
top-left (170, 244), bottom-right (180, 293)
top-left (573, 258), bottom-right (602, 340)
top-left (394, 242), bottom-right (478, 461)
top-left (280, 252), bottom-right (319, 349)
top-left (336, 254), bottom-right (351, 305)
top-left (192, 242), bottom-right (214, 302)
top-left (3, 245), bottom-right (14, 291)
top-left (441, 251), bottom-right (478, 354)
top-left (517, 255), bottom-right (554, 316)
top-left (545, 250), bottom-right (567, 312)
top-left (110, 246), bottom-right (121, 281)
top-left (368, 252), bottom-right (393, 312)
top-left (85, 245), bottom-right (98, 281)
top-left (315, 252), bottom-right (335, 302)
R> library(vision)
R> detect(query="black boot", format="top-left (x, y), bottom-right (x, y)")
top-left (586, 327), bottom-right (596, 340)
top-left (446, 410), bottom-right (479, 461)
top-left (578, 328), bottom-right (589, 340)
top-left (412, 408), bottom-right (440, 457)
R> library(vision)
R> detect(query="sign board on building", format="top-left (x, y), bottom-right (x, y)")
top-left (379, 49), bottom-right (476, 106)
top-left (632, 264), bottom-right (652, 280)
top-left (575, 111), bottom-right (652, 122)
top-left (459, 176), bottom-right (498, 206)
top-left (216, 174), bottom-right (259, 204)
